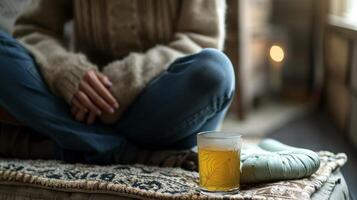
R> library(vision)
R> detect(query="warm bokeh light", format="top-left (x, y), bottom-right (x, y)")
top-left (269, 45), bottom-right (285, 62)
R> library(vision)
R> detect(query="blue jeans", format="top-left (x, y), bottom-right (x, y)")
top-left (0, 31), bottom-right (235, 164)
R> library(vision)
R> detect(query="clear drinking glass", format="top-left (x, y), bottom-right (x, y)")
top-left (197, 131), bottom-right (242, 195)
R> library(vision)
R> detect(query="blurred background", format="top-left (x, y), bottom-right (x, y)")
top-left (220, 0), bottom-right (357, 198)
top-left (0, 0), bottom-right (356, 198)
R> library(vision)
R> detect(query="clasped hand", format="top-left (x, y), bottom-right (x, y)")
top-left (70, 70), bottom-right (119, 124)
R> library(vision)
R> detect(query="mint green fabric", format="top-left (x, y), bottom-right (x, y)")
top-left (241, 139), bottom-right (320, 184)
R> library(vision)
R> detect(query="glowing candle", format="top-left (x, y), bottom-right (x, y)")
top-left (269, 45), bottom-right (285, 62)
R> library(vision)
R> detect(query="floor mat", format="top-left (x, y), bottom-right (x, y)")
top-left (0, 151), bottom-right (347, 200)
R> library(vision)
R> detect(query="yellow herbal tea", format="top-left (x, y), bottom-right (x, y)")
top-left (198, 148), bottom-right (240, 192)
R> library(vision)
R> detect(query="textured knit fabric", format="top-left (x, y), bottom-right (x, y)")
top-left (12, 0), bottom-right (226, 123)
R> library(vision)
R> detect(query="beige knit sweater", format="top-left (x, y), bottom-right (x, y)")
top-left (13, 0), bottom-right (226, 123)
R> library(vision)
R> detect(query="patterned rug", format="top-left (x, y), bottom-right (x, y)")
top-left (0, 151), bottom-right (347, 200)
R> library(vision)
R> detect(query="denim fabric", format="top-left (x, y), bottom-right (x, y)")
top-left (0, 31), bottom-right (235, 164)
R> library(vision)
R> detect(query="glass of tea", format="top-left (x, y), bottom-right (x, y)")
top-left (197, 131), bottom-right (242, 195)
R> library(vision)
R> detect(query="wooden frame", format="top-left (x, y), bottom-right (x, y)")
top-left (224, 0), bottom-right (244, 119)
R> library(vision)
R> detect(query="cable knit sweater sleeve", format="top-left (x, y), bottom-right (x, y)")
top-left (13, 0), bottom-right (97, 103)
top-left (101, 0), bottom-right (226, 123)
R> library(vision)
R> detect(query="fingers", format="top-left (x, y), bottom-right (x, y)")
top-left (75, 91), bottom-right (101, 115)
top-left (86, 111), bottom-right (96, 124)
top-left (73, 70), bottom-right (119, 117)
top-left (96, 72), bottom-right (112, 88)
top-left (79, 81), bottom-right (114, 114)
top-left (75, 109), bottom-right (87, 122)
top-left (72, 97), bottom-right (88, 112)
top-left (85, 72), bottom-right (119, 110)
top-left (71, 105), bottom-right (96, 124)
top-left (71, 106), bottom-right (78, 116)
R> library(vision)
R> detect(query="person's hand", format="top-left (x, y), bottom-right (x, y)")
top-left (71, 70), bottom-right (119, 124)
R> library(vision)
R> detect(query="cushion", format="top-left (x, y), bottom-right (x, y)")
top-left (0, 151), bottom-right (347, 200)
top-left (241, 139), bottom-right (321, 183)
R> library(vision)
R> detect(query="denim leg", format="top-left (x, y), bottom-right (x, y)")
top-left (0, 32), bottom-right (132, 164)
top-left (0, 30), bottom-right (235, 164)
top-left (172, 107), bottom-right (230, 149)
top-left (115, 48), bottom-right (235, 149)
